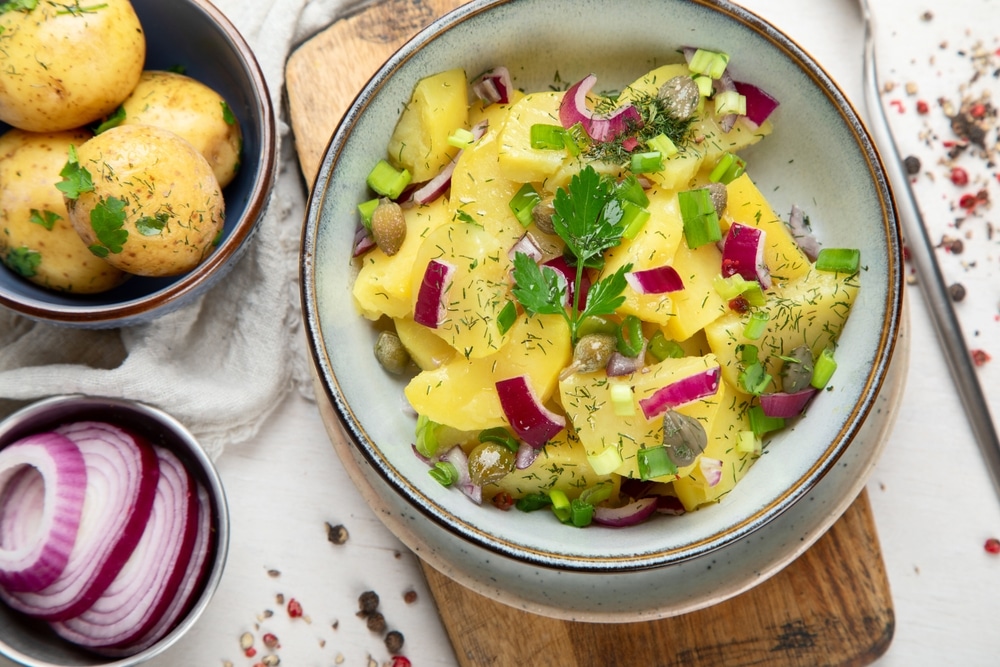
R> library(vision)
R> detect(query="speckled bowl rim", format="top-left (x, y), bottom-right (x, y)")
top-left (302, 0), bottom-right (903, 572)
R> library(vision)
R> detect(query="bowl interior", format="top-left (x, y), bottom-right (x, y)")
top-left (304, 0), bottom-right (901, 570)
top-left (0, 0), bottom-right (275, 327)
top-left (0, 396), bottom-right (229, 667)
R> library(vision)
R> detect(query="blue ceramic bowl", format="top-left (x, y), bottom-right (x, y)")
top-left (0, 0), bottom-right (276, 328)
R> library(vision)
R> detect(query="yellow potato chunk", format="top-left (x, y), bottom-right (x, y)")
top-left (387, 68), bottom-right (469, 183)
top-left (393, 316), bottom-right (455, 371)
top-left (497, 91), bottom-right (569, 185)
top-left (664, 240), bottom-right (728, 342)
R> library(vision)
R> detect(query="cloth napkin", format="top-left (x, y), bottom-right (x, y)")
top-left (0, 0), bottom-right (364, 459)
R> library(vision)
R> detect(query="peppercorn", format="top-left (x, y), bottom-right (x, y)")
top-left (286, 598), bottom-right (303, 618)
top-left (903, 155), bottom-right (921, 175)
top-left (326, 522), bottom-right (349, 545)
top-left (385, 629), bottom-right (405, 653)
top-left (985, 537), bottom-right (1000, 554)
top-left (403, 589), bottom-right (418, 604)
top-left (949, 166), bottom-right (969, 186)
top-left (366, 611), bottom-right (387, 634)
top-left (358, 590), bottom-right (379, 616)
top-left (948, 283), bottom-right (967, 302)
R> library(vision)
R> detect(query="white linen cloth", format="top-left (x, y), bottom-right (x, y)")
top-left (0, 0), bottom-right (363, 459)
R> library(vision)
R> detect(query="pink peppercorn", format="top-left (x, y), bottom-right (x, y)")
top-left (985, 538), bottom-right (1000, 554)
top-left (950, 167), bottom-right (969, 186)
top-left (262, 633), bottom-right (280, 649)
top-left (287, 598), bottom-right (303, 618)
top-left (391, 657), bottom-right (412, 667)
top-left (959, 193), bottom-right (978, 210)
top-left (916, 100), bottom-right (929, 114)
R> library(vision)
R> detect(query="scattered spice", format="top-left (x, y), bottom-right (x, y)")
top-left (948, 282), bottom-right (967, 302)
top-left (491, 490), bottom-right (515, 510)
top-left (262, 632), bottom-right (280, 649)
top-left (366, 611), bottom-right (387, 634)
top-left (358, 590), bottom-right (380, 616)
top-left (239, 632), bottom-right (254, 651)
top-left (261, 656), bottom-right (280, 667)
top-left (286, 598), bottom-right (303, 618)
top-left (326, 522), bottom-right (350, 545)
top-left (385, 629), bottom-right (405, 654)
top-left (391, 656), bottom-right (412, 667)
top-left (903, 155), bottom-right (921, 175)
top-left (244, 647), bottom-right (258, 659)
top-left (949, 166), bottom-right (969, 186)
top-left (266, 569), bottom-right (281, 578)
top-left (985, 537), bottom-right (1000, 554)
top-left (403, 589), bottom-right (418, 604)
top-left (971, 349), bottom-right (992, 366)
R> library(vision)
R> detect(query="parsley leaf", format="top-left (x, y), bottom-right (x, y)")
top-left (552, 165), bottom-right (624, 265)
top-left (29, 209), bottom-right (61, 230)
top-left (56, 146), bottom-right (94, 200)
top-left (93, 105), bottom-right (126, 134)
top-left (136, 212), bottom-right (168, 236)
top-left (579, 263), bottom-right (631, 321)
top-left (221, 101), bottom-right (236, 126)
top-left (511, 252), bottom-right (567, 318)
top-left (88, 196), bottom-right (128, 255)
top-left (0, 0), bottom-right (38, 15)
top-left (5, 247), bottom-right (40, 277)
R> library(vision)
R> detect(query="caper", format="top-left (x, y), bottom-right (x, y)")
top-left (662, 410), bottom-right (707, 467)
top-left (374, 330), bottom-right (410, 374)
top-left (781, 345), bottom-right (814, 393)
top-left (371, 197), bottom-right (406, 256)
top-left (559, 333), bottom-right (617, 380)
top-left (467, 441), bottom-right (515, 486)
top-left (658, 75), bottom-right (700, 120)
top-left (707, 181), bottom-right (728, 218)
top-left (531, 195), bottom-right (556, 235)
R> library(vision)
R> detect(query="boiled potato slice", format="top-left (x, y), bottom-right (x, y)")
top-left (387, 68), bottom-right (468, 183)
top-left (665, 240), bottom-right (728, 342)
top-left (0, 0), bottom-right (145, 132)
top-left (0, 128), bottom-right (127, 293)
top-left (67, 125), bottom-right (224, 277)
top-left (393, 315), bottom-right (456, 371)
top-left (119, 71), bottom-right (243, 188)
top-left (497, 91), bottom-right (569, 185)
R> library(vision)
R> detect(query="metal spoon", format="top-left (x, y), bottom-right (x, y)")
top-left (858, 0), bottom-right (1000, 498)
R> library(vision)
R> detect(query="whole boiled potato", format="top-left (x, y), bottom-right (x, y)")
top-left (65, 124), bottom-right (225, 278)
top-left (118, 70), bottom-right (243, 188)
top-left (0, 0), bottom-right (145, 132)
top-left (0, 127), bottom-right (128, 293)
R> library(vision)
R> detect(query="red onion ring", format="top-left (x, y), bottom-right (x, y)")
top-left (559, 74), bottom-right (642, 142)
top-left (495, 375), bottom-right (566, 449)
top-left (592, 497), bottom-right (658, 527)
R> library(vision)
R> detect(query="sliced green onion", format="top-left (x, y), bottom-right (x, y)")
top-left (587, 445), bottom-right (623, 476)
top-left (549, 489), bottom-right (572, 522)
top-left (515, 492), bottom-right (552, 512)
top-left (615, 174), bottom-right (650, 207)
top-left (630, 151), bottom-right (664, 174)
top-left (693, 74), bottom-right (714, 97)
top-left (688, 48), bottom-right (730, 79)
top-left (610, 382), bottom-right (635, 417)
top-left (358, 198), bottom-right (379, 231)
top-left (448, 127), bottom-right (476, 149)
top-left (620, 200), bottom-right (651, 240)
top-left (497, 299), bottom-right (518, 335)
top-left (811, 348), bottom-right (838, 389)
top-left (429, 461), bottom-right (458, 486)
top-left (530, 123), bottom-right (567, 150)
top-left (740, 281), bottom-right (766, 307)
top-left (748, 405), bottom-right (785, 437)
top-left (366, 159), bottom-right (411, 199)
top-left (415, 415), bottom-right (442, 458)
top-left (576, 315), bottom-right (619, 338)
top-left (648, 330), bottom-right (684, 362)
top-left (637, 446), bottom-right (679, 480)
top-left (743, 310), bottom-right (770, 340)
top-left (815, 248), bottom-right (861, 274)
top-left (713, 274), bottom-right (765, 305)
top-left (738, 362), bottom-right (772, 396)
top-left (479, 426), bottom-right (519, 453)
top-left (714, 90), bottom-right (746, 117)
top-left (709, 152), bottom-right (747, 184)
top-left (739, 343), bottom-right (759, 365)
top-left (579, 481), bottom-right (614, 506)
top-left (647, 133), bottom-right (678, 158)
top-left (678, 187), bottom-right (722, 249)
top-left (736, 430), bottom-right (762, 454)
top-left (570, 498), bottom-right (594, 527)
top-left (508, 183), bottom-right (541, 228)
top-left (616, 314), bottom-right (644, 357)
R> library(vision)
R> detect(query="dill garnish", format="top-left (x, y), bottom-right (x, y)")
top-left (584, 90), bottom-right (697, 164)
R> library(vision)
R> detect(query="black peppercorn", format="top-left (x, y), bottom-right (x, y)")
top-left (949, 282), bottom-right (967, 302)
top-left (366, 611), bottom-right (387, 634)
top-left (385, 629), bottom-right (405, 653)
top-left (903, 155), bottom-right (921, 175)
top-left (358, 590), bottom-right (379, 616)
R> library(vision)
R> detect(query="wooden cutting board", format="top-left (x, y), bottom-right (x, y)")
top-left (285, 2), bottom-right (895, 665)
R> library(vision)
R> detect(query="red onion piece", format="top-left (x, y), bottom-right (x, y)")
top-left (442, 446), bottom-right (481, 505)
top-left (713, 71), bottom-right (739, 133)
top-left (509, 232), bottom-right (544, 263)
top-left (495, 375), bottom-right (566, 449)
top-left (0, 422), bottom-right (159, 621)
top-left (50, 446), bottom-right (199, 650)
top-left (722, 222), bottom-right (771, 290)
top-left (352, 225), bottom-right (375, 258)
top-left (0, 432), bottom-right (87, 593)
top-left (515, 441), bottom-right (538, 470)
top-left (734, 80), bottom-right (780, 127)
top-left (542, 255), bottom-right (590, 310)
top-left (472, 67), bottom-right (512, 105)
top-left (592, 497), bottom-right (658, 527)
top-left (787, 204), bottom-right (820, 261)
top-left (638, 366), bottom-right (721, 420)
top-left (625, 265), bottom-right (684, 294)
top-left (655, 495), bottom-right (687, 515)
top-left (759, 387), bottom-right (819, 418)
top-left (606, 340), bottom-right (647, 378)
top-left (559, 74), bottom-right (642, 142)
top-left (699, 457), bottom-right (724, 487)
top-left (413, 259), bottom-right (455, 329)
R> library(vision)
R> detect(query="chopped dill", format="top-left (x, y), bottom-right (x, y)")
top-left (584, 90), bottom-right (697, 164)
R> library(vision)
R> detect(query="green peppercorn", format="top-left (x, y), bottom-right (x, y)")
top-left (374, 330), bottom-right (410, 374)
top-left (467, 441), bottom-right (516, 486)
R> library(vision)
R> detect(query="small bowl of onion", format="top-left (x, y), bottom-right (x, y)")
top-left (302, 0), bottom-right (906, 620)
top-left (0, 395), bottom-right (229, 666)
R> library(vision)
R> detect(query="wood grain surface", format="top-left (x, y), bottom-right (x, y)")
top-left (284, 2), bottom-right (895, 665)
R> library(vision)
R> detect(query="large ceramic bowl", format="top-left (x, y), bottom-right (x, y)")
top-left (0, 0), bottom-right (276, 328)
top-left (302, 0), bottom-right (905, 619)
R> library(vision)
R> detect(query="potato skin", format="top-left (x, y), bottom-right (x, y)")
top-left (0, 128), bottom-right (128, 293)
top-left (68, 125), bottom-right (225, 278)
top-left (0, 0), bottom-right (145, 132)
top-left (120, 71), bottom-right (243, 188)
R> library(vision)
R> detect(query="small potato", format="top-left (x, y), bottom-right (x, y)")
top-left (66, 125), bottom-right (225, 278)
top-left (0, 0), bottom-right (145, 132)
top-left (0, 128), bottom-right (128, 293)
top-left (118, 71), bottom-right (243, 188)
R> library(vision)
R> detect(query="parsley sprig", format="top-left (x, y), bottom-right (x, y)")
top-left (512, 165), bottom-right (632, 343)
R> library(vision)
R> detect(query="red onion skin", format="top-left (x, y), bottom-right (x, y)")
top-left (722, 222), bottom-right (771, 290)
top-left (625, 265), bottom-right (684, 294)
top-left (495, 376), bottom-right (566, 449)
top-left (759, 388), bottom-right (818, 418)
top-left (542, 256), bottom-right (591, 311)
top-left (559, 74), bottom-right (642, 142)
top-left (733, 80), bottom-right (780, 127)
top-left (638, 367), bottom-right (722, 420)
top-left (0, 432), bottom-right (87, 593)
top-left (592, 497), bottom-right (658, 527)
top-left (413, 259), bottom-right (455, 328)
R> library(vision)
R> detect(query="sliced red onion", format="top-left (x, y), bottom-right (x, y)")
top-left (408, 120), bottom-right (489, 206)
top-left (509, 232), bottom-right (544, 263)
top-left (472, 67), bottom-right (512, 105)
top-left (606, 340), bottom-right (647, 377)
top-left (699, 457), bottom-right (724, 487)
top-left (50, 446), bottom-right (199, 650)
top-left (559, 74), bottom-right (642, 143)
top-left (713, 71), bottom-right (739, 133)
top-left (625, 265), bottom-right (684, 294)
top-left (495, 375), bottom-right (566, 449)
top-left (413, 259), bottom-right (455, 329)
top-left (592, 497), bottom-right (658, 527)
top-left (787, 204), bottom-right (820, 261)
top-left (733, 80), bottom-right (780, 127)
top-left (352, 225), bottom-right (375, 258)
top-left (441, 446), bottom-right (481, 505)
top-left (759, 387), bottom-right (819, 418)
top-left (515, 441), bottom-right (538, 470)
top-left (722, 222), bottom-right (771, 290)
top-left (655, 495), bottom-right (687, 515)
top-left (542, 255), bottom-right (590, 310)
top-left (0, 422), bottom-right (159, 621)
top-left (0, 432), bottom-right (87, 593)
top-left (638, 366), bottom-right (721, 420)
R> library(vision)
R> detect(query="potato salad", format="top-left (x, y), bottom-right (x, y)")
top-left (351, 50), bottom-right (860, 529)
